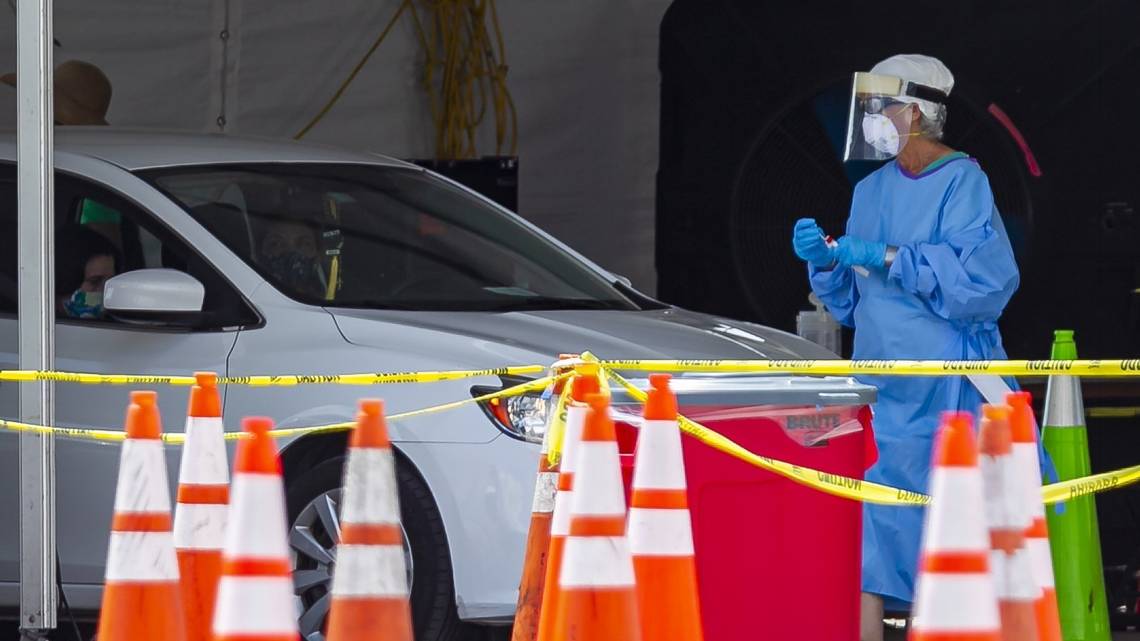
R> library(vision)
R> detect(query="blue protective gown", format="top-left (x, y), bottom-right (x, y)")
top-left (808, 154), bottom-right (1020, 610)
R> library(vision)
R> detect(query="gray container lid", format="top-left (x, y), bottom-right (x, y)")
top-left (609, 374), bottom-right (877, 407)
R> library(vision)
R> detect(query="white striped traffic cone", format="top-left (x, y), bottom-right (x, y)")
top-left (628, 373), bottom-right (702, 641)
top-left (552, 392), bottom-right (641, 641)
top-left (513, 355), bottom-right (576, 641)
top-left (979, 404), bottom-right (1040, 641)
top-left (910, 411), bottom-right (1000, 641)
top-left (326, 399), bottom-right (413, 641)
top-left (212, 417), bottom-right (298, 641)
top-left (173, 372), bottom-right (229, 641)
top-left (1008, 392), bottom-right (1063, 641)
top-left (96, 391), bottom-right (186, 641)
top-left (535, 364), bottom-right (602, 641)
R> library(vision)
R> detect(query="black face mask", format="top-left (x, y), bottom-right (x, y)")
top-left (266, 251), bottom-right (322, 296)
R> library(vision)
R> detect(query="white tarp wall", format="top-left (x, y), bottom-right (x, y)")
top-left (0, 0), bottom-right (669, 293)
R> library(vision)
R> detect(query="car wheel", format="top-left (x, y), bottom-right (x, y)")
top-left (285, 455), bottom-right (468, 641)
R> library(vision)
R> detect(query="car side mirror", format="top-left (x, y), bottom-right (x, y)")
top-left (104, 268), bottom-right (205, 326)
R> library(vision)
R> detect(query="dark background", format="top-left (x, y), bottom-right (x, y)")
top-left (653, 0), bottom-right (1140, 622)
top-left (656, 0), bottom-right (1140, 360)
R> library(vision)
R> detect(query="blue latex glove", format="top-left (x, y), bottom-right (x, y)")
top-left (834, 235), bottom-right (887, 269)
top-left (792, 218), bottom-right (834, 267)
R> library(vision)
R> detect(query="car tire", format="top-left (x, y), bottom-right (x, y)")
top-left (285, 455), bottom-right (470, 641)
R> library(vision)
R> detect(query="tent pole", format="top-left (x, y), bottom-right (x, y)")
top-left (16, 0), bottom-right (57, 636)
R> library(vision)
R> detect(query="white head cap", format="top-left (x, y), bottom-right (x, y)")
top-left (870, 54), bottom-right (954, 121)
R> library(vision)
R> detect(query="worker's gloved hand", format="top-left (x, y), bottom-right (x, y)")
top-left (792, 218), bottom-right (834, 267)
top-left (834, 236), bottom-right (887, 269)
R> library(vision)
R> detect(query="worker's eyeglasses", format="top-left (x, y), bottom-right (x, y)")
top-left (860, 97), bottom-right (906, 115)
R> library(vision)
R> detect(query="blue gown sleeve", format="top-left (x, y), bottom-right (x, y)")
top-left (808, 264), bottom-right (858, 327)
top-left (886, 167), bottom-right (1019, 322)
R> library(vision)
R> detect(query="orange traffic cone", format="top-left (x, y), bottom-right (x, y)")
top-left (326, 400), bottom-right (413, 641)
top-left (909, 412), bottom-right (1000, 641)
top-left (628, 374), bottom-right (702, 641)
top-left (979, 404), bottom-right (1040, 641)
top-left (553, 393), bottom-right (641, 641)
top-left (1008, 391), bottom-right (1063, 641)
top-left (512, 360), bottom-right (575, 641)
top-left (535, 365), bottom-right (601, 641)
top-left (212, 417), bottom-right (298, 641)
top-left (96, 391), bottom-right (186, 641)
top-left (173, 372), bottom-right (229, 641)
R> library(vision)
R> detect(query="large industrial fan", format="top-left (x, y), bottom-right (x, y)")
top-left (657, 0), bottom-right (1140, 359)
top-left (655, 0), bottom-right (1140, 622)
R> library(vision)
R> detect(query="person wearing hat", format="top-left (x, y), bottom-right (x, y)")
top-left (4, 60), bottom-right (123, 247)
top-left (2, 59), bottom-right (112, 126)
top-left (791, 54), bottom-right (1021, 640)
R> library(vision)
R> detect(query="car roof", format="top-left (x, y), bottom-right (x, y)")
top-left (0, 127), bottom-right (418, 171)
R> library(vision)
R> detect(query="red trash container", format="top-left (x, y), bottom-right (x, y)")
top-left (612, 375), bottom-right (878, 641)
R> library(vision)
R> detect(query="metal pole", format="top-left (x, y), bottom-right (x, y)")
top-left (16, 0), bottom-right (56, 636)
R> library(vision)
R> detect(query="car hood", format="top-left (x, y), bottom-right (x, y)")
top-left (330, 306), bottom-right (835, 367)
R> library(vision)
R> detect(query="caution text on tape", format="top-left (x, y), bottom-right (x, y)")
top-left (0, 365), bottom-right (545, 387)
top-left (0, 374), bottom-right (563, 445)
top-left (599, 358), bottom-right (1140, 378)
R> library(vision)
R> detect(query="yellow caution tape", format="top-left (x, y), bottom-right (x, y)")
top-left (545, 378), bottom-right (573, 467)
top-left (544, 355), bottom-right (613, 465)
top-left (5, 354), bottom-right (1136, 507)
top-left (600, 365), bottom-right (1137, 507)
top-left (599, 358), bottom-right (1140, 378)
top-left (0, 374), bottom-right (562, 445)
top-left (579, 352), bottom-right (612, 400)
top-left (0, 419), bottom-right (129, 443)
top-left (246, 374), bottom-right (563, 442)
top-left (1041, 464), bottom-right (1140, 503)
top-left (600, 366), bottom-right (926, 506)
top-left (0, 365), bottom-right (545, 387)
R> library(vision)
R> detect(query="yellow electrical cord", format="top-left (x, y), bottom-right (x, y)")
top-left (295, 0), bottom-right (517, 161)
top-left (294, 0), bottom-right (413, 140)
top-left (408, 0), bottom-right (517, 158)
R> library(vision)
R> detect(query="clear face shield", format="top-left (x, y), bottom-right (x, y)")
top-left (843, 72), bottom-right (948, 162)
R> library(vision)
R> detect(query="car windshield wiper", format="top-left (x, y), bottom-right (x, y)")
top-left (482, 297), bottom-right (625, 312)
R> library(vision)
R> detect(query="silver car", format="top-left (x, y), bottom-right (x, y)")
top-left (0, 129), bottom-right (832, 640)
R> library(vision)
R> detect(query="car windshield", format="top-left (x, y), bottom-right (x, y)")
top-left (140, 163), bottom-right (640, 312)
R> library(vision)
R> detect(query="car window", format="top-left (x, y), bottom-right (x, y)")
top-left (141, 164), bottom-right (641, 312)
top-left (50, 172), bottom-right (259, 329)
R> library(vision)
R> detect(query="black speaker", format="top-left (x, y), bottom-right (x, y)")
top-left (656, 0), bottom-right (1140, 359)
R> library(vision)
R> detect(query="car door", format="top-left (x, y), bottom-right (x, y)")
top-left (0, 164), bottom-right (261, 591)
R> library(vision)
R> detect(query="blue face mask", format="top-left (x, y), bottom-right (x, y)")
top-left (64, 289), bottom-right (104, 319)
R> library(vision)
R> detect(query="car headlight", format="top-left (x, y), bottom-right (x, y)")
top-left (475, 382), bottom-right (551, 443)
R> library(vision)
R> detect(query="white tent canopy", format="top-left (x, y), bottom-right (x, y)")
top-left (0, 0), bottom-right (668, 291)
top-left (4, 0), bottom-right (669, 633)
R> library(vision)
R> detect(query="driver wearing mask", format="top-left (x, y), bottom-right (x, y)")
top-left (259, 218), bottom-right (325, 299)
top-left (56, 225), bottom-right (121, 320)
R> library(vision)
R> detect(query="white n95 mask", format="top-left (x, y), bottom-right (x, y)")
top-left (862, 113), bottom-right (901, 156)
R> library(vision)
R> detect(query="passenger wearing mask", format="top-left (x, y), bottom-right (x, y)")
top-left (790, 54), bottom-right (1020, 640)
top-left (57, 225), bottom-right (121, 320)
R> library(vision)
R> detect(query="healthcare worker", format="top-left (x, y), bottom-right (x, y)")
top-left (791, 54), bottom-right (1019, 640)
